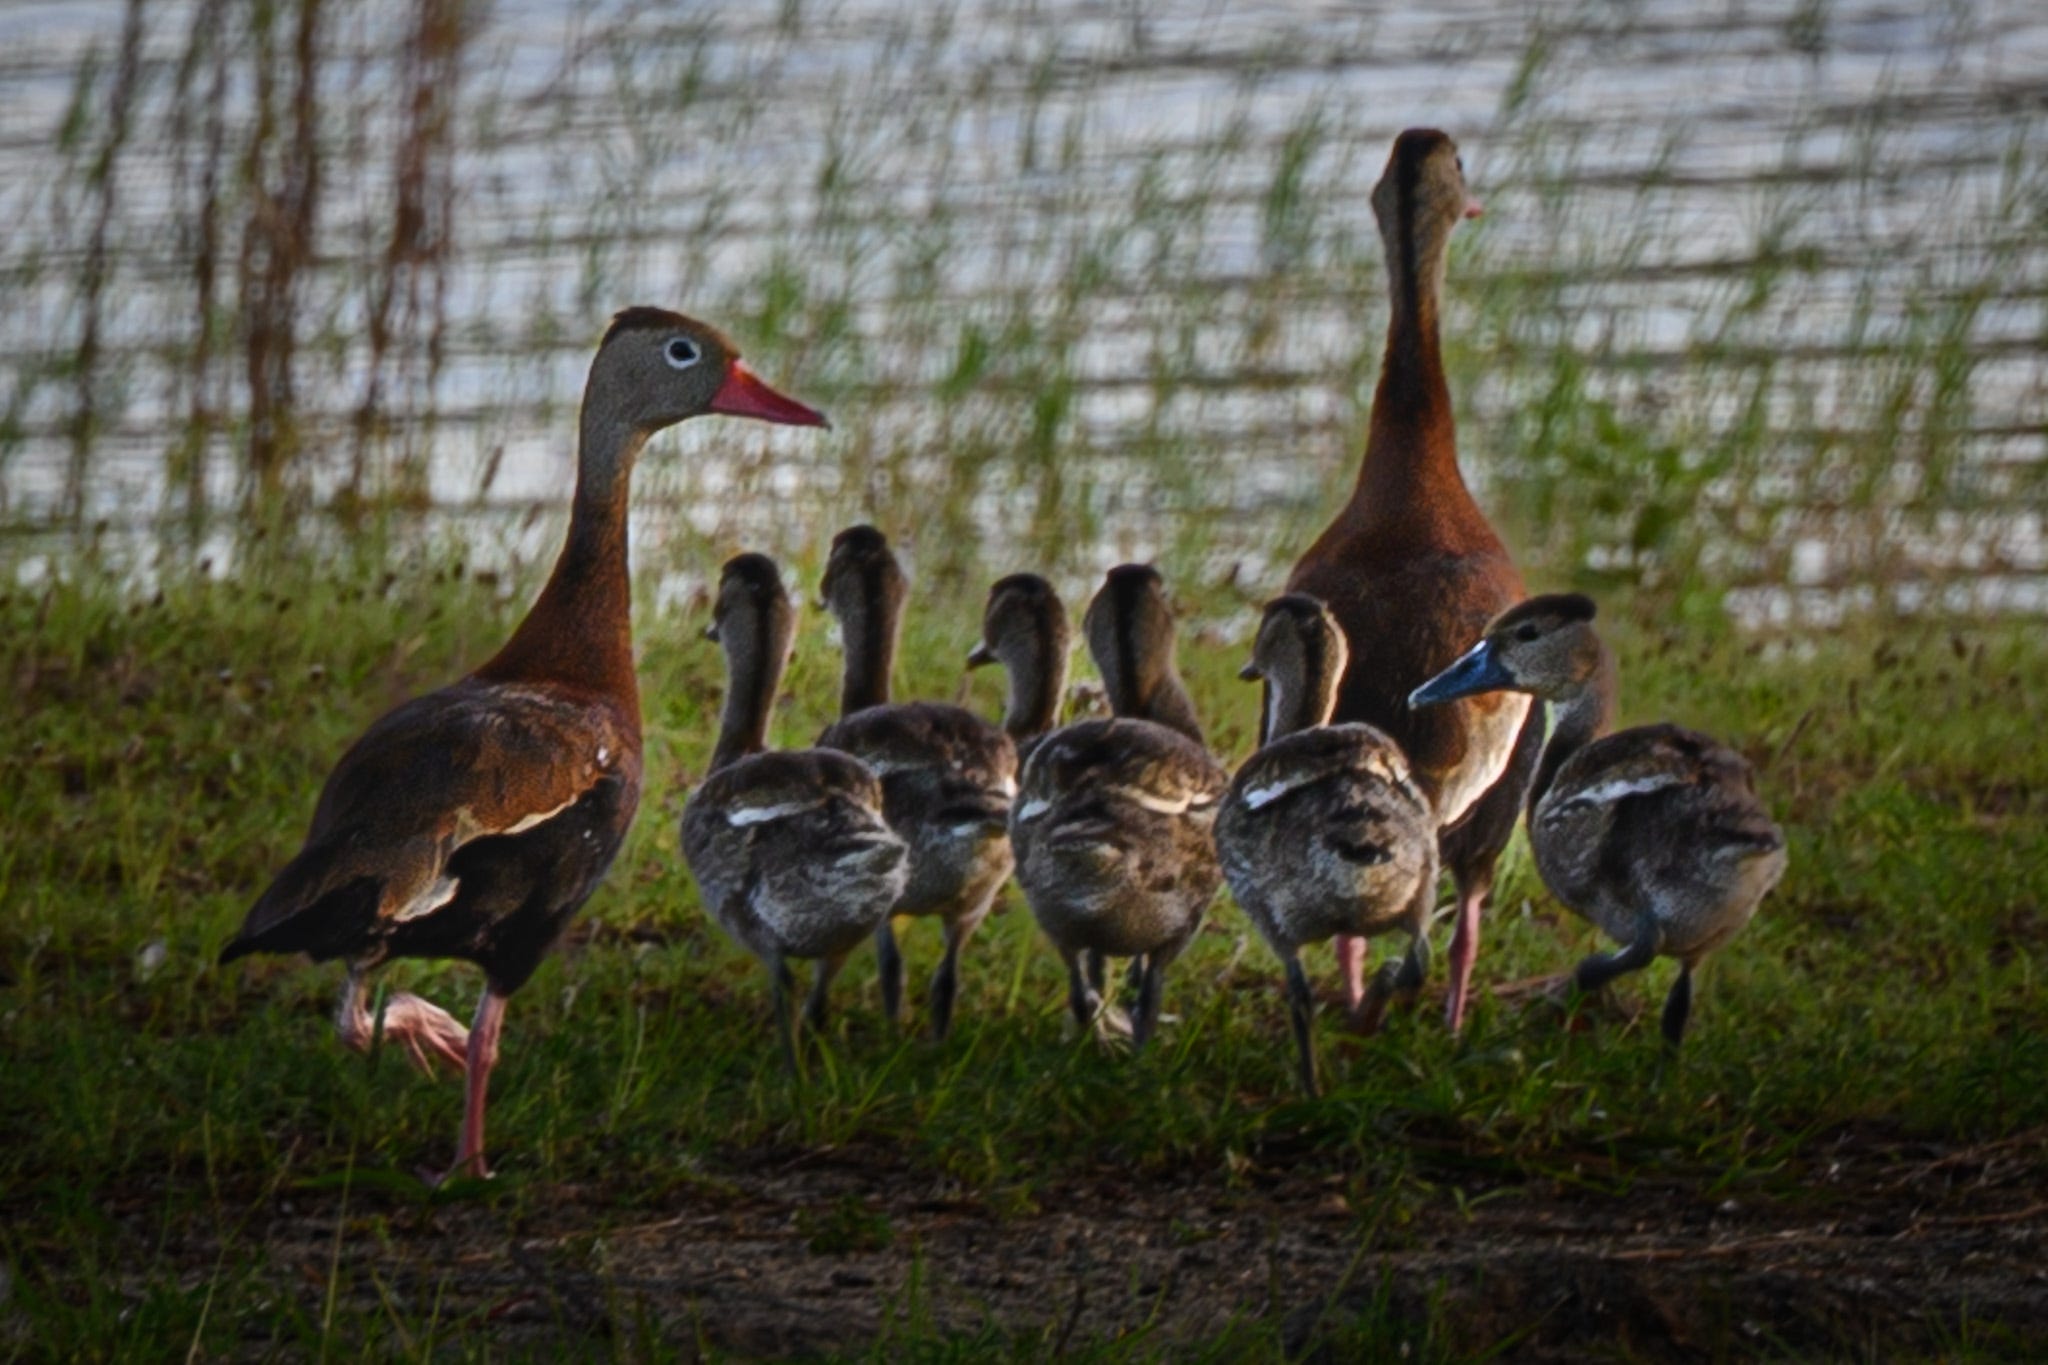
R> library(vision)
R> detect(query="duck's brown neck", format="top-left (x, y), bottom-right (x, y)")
top-left (1100, 640), bottom-right (1204, 747)
top-left (711, 612), bottom-right (787, 773)
top-left (475, 405), bottom-right (645, 723)
top-left (1330, 212), bottom-right (1494, 556)
top-left (836, 591), bottom-right (899, 717)
top-left (1530, 646), bottom-right (1617, 812)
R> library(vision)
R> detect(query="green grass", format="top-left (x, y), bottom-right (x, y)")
top-left (2, 551), bottom-right (2044, 1357)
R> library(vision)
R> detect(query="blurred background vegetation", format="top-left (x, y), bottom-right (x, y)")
top-left (0, 0), bottom-right (2042, 628)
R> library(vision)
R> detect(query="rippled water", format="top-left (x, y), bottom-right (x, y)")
top-left (1, 0), bottom-right (2043, 620)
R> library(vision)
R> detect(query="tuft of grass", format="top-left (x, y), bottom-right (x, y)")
top-left (2, 553), bottom-right (2045, 1353)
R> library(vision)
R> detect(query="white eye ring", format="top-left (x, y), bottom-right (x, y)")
top-left (664, 337), bottom-right (702, 370)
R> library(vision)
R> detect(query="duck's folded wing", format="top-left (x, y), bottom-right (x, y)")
top-left (222, 680), bottom-right (634, 962)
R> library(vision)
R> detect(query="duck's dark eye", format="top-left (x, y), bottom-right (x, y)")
top-left (664, 337), bottom-right (702, 370)
top-left (1514, 622), bottom-right (1540, 643)
top-left (1456, 156), bottom-right (1466, 175)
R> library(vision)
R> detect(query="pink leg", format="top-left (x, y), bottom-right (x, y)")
top-left (442, 988), bottom-right (507, 1184)
top-left (1332, 935), bottom-right (1370, 1012)
top-left (333, 970), bottom-right (469, 1077)
top-left (1442, 884), bottom-right (1485, 1034)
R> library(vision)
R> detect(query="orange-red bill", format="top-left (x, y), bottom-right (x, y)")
top-left (710, 360), bottom-right (831, 428)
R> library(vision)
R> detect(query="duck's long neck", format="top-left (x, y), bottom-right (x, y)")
top-left (1001, 639), bottom-right (1068, 742)
top-left (476, 403), bottom-right (644, 721)
top-left (837, 590), bottom-right (899, 717)
top-left (1529, 647), bottom-right (1617, 812)
top-left (710, 614), bottom-right (787, 773)
top-left (1334, 209), bottom-right (1492, 555)
top-left (1124, 671), bottom-right (1205, 747)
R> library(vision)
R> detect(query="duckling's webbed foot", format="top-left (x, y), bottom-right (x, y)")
top-left (1660, 962), bottom-right (1694, 1048)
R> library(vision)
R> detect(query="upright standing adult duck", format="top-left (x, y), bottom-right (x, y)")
top-left (1286, 129), bottom-right (1541, 1033)
top-left (681, 554), bottom-right (910, 1074)
top-left (1411, 594), bottom-right (1786, 1045)
top-left (815, 526), bottom-right (1017, 1039)
top-left (1217, 595), bottom-right (1438, 1095)
top-left (1009, 565), bottom-right (1228, 1050)
top-left (218, 309), bottom-right (829, 1181)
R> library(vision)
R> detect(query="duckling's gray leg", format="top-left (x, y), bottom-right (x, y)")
top-left (928, 910), bottom-right (983, 1041)
top-left (1572, 913), bottom-right (1662, 996)
top-left (875, 918), bottom-right (905, 1028)
top-left (1131, 955), bottom-right (1167, 1053)
top-left (1065, 950), bottom-right (1100, 1032)
top-left (1355, 883), bottom-right (1435, 1035)
top-left (771, 957), bottom-right (800, 1077)
top-left (1660, 962), bottom-right (1694, 1048)
top-left (1284, 953), bottom-right (1319, 1097)
top-left (805, 951), bottom-right (848, 1033)
top-left (1084, 949), bottom-right (1109, 1001)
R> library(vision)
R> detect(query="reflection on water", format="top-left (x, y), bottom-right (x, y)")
top-left (0, 0), bottom-right (2043, 624)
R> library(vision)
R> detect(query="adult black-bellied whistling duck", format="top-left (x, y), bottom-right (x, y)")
top-left (1009, 565), bottom-right (1227, 1051)
top-left (1411, 595), bottom-right (1786, 1046)
top-left (680, 554), bottom-right (910, 1075)
top-left (219, 308), bottom-right (828, 1182)
top-left (814, 526), bottom-right (1017, 1039)
top-left (1217, 595), bottom-right (1437, 1096)
top-left (1286, 129), bottom-right (1541, 1034)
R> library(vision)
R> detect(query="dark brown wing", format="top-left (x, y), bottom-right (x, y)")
top-left (223, 676), bottom-right (639, 967)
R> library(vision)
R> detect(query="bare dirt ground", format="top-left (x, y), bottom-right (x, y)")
top-left (88, 1124), bottom-right (2048, 1360)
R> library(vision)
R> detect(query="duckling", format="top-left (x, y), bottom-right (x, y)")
top-left (1216, 595), bottom-right (1438, 1095)
top-left (965, 572), bottom-right (1073, 762)
top-left (1410, 594), bottom-right (1786, 1046)
top-left (1009, 565), bottom-right (1228, 1050)
top-left (680, 554), bottom-right (910, 1073)
top-left (814, 526), bottom-right (1017, 1039)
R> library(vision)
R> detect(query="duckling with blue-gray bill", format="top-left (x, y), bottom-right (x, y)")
top-left (1009, 565), bottom-right (1228, 1051)
top-left (815, 526), bottom-right (1018, 1040)
top-left (1410, 593), bottom-right (1786, 1046)
top-left (680, 554), bottom-right (910, 1074)
top-left (1217, 595), bottom-right (1438, 1096)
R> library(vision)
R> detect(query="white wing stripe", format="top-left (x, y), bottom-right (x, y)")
top-left (727, 800), bottom-right (820, 827)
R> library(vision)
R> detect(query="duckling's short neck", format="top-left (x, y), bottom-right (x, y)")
top-left (999, 640), bottom-right (1067, 742)
top-left (711, 615), bottom-right (789, 773)
top-left (835, 591), bottom-right (899, 717)
top-left (1530, 646), bottom-right (1617, 811)
top-left (1262, 666), bottom-right (1340, 745)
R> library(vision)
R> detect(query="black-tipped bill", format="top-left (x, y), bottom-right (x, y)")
top-left (703, 620), bottom-right (722, 643)
top-left (1409, 640), bottom-right (1513, 708)
top-left (1237, 660), bottom-right (1261, 682)
top-left (966, 641), bottom-right (996, 669)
